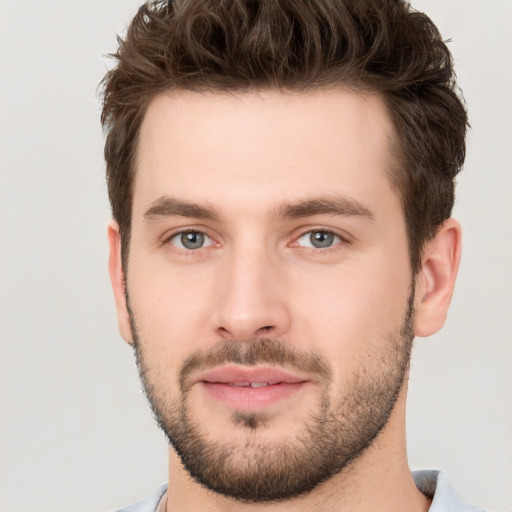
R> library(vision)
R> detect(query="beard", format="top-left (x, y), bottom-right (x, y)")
top-left (129, 290), bottom-right (415, 503)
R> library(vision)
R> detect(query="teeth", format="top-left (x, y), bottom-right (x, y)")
top-left (227, 382), bottom-right (272, 388)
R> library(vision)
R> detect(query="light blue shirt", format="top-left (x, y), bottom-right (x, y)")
top-left (114, 470), bottom-right (486, 512)
top-left (413, 471), bottom-right (486, 512)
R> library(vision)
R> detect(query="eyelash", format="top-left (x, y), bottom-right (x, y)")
top-left (165, 229), bottom-right (217, 251)
top-left (163, 228), bottom-right (349, 253)
top-left (293, 228), bottom-right (348, 252)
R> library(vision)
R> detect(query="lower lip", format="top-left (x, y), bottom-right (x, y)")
top-left (199, 381), bottom-right (309, 410)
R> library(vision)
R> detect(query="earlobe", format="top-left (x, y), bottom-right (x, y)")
top-left (414, 218), bottom-right (462, 337)
top-left (107, 220), bottom-right (134, 345)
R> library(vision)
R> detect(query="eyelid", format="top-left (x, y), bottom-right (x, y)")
top-left (160, 225), bottom-right (351, 251)
top-left (171, 231), bottom-right (212, 249)
top-left (290, 227), bottom-right (351, 249)
top-left (162, 226), bottom-right (220, 249)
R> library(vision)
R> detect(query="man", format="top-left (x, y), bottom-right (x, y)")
top-left (101, 0), bottom-right (483, 511)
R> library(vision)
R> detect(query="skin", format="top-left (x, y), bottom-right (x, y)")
top-left (108, 89), bottom-right (461, 512)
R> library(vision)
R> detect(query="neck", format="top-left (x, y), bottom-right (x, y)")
top-left (164, 392), bottom-right (430, 512)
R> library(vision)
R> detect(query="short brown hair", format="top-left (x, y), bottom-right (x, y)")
top-left (101, 0), bottom-right (468, 271)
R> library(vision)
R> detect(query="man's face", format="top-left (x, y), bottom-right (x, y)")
top-left (122, 89), bottom-right (415, 501)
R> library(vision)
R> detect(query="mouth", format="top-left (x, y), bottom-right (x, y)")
top-left (195, 365), bottom-right (310, 411)
top-left (224, 381), bottom-right (282, 388)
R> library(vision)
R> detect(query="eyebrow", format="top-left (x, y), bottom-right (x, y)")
top-left (275, 196), bottom-right (374, 221)
top-left (143, 195), bottom-right (374, 223)
top-left (143, 196), bottom-right (222, 222)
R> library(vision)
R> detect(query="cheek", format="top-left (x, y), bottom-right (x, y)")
top-left (289, 255), bottom-right (412, 370)
top-left (126, 258), bottom-right (217, 368)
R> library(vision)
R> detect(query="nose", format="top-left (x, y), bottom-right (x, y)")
top-left (212, 247), bottom-right (291, 342)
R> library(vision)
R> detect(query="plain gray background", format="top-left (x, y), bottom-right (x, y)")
top-left (1, 1), bottom-right (511, 511)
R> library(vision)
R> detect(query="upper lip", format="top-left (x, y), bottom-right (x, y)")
top-left (196, 365), bottom-right (309, 385)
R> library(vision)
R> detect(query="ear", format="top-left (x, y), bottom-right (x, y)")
top-left (414, 218), bottom-right (462, 337)
top-left (108, 220), bottom-right (134, 345)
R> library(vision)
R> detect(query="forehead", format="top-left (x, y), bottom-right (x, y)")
top-left (134, 88), bottom-right (399, 218)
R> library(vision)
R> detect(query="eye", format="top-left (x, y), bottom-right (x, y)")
top-left (296, 230), bottom-right (342, 249)
top-left (169, 231), bottom-right (213, 250)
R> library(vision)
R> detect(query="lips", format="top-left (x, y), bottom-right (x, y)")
top-left (198, 366), bottom-right (308, 385)
top-left (195, 365), bottom-right (310, 410)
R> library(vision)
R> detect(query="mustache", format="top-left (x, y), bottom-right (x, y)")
top-left (179, 338), bottom-right (332, 391)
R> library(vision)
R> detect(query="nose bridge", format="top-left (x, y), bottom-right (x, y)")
top-left (213, 237), bottom-right (290, 341)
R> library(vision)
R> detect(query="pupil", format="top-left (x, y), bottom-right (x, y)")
top-left (182, 232), bottom-right (204, 249)
top-left (311, 231), bottom-right (333, 248)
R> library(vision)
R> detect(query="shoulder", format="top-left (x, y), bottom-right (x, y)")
top-left (112, 483), bottom-right (168, 512)
top-left (413, 470), bottom-right (487, 512)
